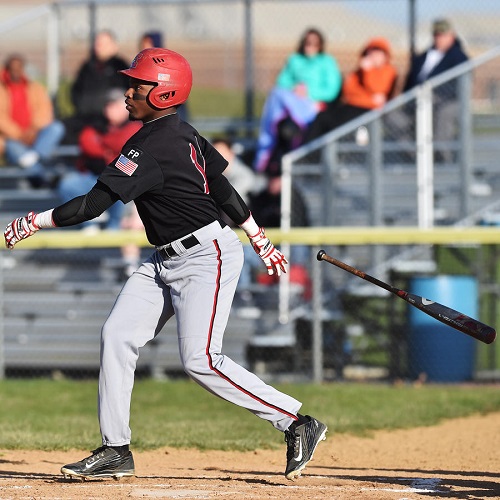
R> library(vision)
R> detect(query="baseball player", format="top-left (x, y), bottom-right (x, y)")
top-left (4, 48), bottom-right (327, 481)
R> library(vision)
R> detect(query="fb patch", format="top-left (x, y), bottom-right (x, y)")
top-left (115, 154), bottom-right (139, 176)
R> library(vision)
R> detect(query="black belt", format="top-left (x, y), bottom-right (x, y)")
top-left (158, 234), bottom-right (200, 259)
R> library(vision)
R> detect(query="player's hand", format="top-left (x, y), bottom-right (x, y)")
top-left (4, 211), bottom-right (40, 249)
top-left (249, 227), bottom-right (288, 276)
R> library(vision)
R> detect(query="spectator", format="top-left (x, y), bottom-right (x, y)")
top-left (0, 54), bottom-right (65, 187)
top-left (57, 88), bottom-right (142, 230)
top-left (139, 31), bottom-right (164, 50)
top-left (388, 18), bottom-right (468, 161)
top-left (403, 19), bottom-right (467, 94)
top-left (64, 30), bottom-right (129, 143)
top-left (253, 28), bottom-right (342, 174)
top-left (305, 37), bottom-right (397, 144)
top-left (212, 137), bottom-right (266, 215)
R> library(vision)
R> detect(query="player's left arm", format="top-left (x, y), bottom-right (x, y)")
top-left (209, 174), bottom-right (288, 276)
top-left (4, 182), bottom-right (118, 249)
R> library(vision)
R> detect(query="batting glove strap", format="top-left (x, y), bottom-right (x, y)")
top-left (4, 211), bottom-right (40, 249)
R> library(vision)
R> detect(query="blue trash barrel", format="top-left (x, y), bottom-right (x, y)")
top-left (408, 275), bottom-right (477, 382)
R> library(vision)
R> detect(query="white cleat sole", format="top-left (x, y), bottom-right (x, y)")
top-left (61, 468), bottom-right (134, 481)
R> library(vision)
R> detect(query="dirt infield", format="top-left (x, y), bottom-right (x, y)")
top-left (1, 412), bottom-right (499, 499)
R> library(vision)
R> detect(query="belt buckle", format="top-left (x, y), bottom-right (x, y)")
top-left (162, 244), bottom-right (176, 259)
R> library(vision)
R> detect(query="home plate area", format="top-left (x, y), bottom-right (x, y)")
top-left (0, 412), bottom-right (499, 499)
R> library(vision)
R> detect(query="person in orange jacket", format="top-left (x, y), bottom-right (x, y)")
top-left (0, 54), bottom-right (65, 186)
top-left (304, 37), bottom-right (397, 143)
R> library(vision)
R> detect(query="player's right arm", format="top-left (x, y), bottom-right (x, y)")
top-left (3, 182), bottom-right (119, 249)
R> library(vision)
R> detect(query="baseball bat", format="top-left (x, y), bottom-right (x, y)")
top-left (317, 250), bottom-right (496, 345)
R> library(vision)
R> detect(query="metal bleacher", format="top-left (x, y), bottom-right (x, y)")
top-left (282, 45), bottom-right (500, 234)
top-left (1, 206), bottom-right (262, 377)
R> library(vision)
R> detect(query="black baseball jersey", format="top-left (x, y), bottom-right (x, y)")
top-left (98, 113), bottom-right (228, 245)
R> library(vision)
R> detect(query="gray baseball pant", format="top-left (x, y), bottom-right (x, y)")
top-left (98, 221), bottom-right (302, 446)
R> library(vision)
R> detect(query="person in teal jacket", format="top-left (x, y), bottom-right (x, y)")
top-left (253, 28), bottom-right (342, 173)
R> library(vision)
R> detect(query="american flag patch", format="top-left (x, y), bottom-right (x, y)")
top-left (115, 154), bottom-right (138, 176)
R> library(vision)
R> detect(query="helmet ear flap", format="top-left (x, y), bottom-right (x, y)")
top-left (147, 86), bottom-right (177, 110)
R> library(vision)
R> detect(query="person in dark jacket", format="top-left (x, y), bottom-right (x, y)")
top-left (63, 30), bottom-right (129, 143)
top-left (388, 19), bottom-right (468, 161)
top-left (403, 19), bottom-right (468, 95)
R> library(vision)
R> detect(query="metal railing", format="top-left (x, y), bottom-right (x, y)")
top-left (278, 44), bottom-right (500, 341)
top-left (281, 44), bottom-right (500, 231)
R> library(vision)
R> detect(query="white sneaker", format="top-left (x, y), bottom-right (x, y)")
top-left (355, 126), bottom-right (369, 146)
top-left (18, 150), bottom-right (40, 168)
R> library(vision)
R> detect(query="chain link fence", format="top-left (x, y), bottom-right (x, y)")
top-left (2, 1), bottom-right (500, 123)
top-left (1, 234), bottom-right (499, 382)
top-left (1, 1), bottom-right (500, 382)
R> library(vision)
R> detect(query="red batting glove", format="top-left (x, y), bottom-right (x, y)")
top-left (249, 227), bottom-right (288, 276)
top-left (4, 211), bottom-right (40, 249)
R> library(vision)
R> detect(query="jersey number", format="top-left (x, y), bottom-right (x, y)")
top-left (189, 143), bottom-right (209, 194)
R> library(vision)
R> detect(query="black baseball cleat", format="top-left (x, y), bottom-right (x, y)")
top-left (284, 415), bottom-right (328, 480)
top-left (61, 446), bottom-right (135, 480)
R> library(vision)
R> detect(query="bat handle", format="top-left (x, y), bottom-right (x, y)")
top-left (317, 250), bottom-right (326, 261)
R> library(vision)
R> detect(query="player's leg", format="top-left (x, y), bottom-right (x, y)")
top-left (253, 88), bottom-right (289, 172)
top-left (169, 225), bottom-right (327, 479)
top-left (32, 120), bottom-right (65, 161)
top-left (61, 254), bottom-right (173, 479)
top-left (168, 229), bottom-right (291, 423)
top-left (98, 255), bottom-right (174, 446)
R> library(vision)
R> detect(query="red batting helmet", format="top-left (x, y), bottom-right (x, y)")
top-left (120, 48), bottom-right (192, 109)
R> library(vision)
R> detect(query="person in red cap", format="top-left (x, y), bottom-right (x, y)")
top-left (304, 37), bottom-right (398, 143)
top-left (4, 48), bottom-right (327, 482)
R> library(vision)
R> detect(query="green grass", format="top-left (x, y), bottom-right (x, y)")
top-left (55, 80), bottom-right (266, 122)
top-left (0, 379), bottom-right (499, 451)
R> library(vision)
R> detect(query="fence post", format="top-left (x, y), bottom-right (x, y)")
top-left (368, 118), bottom-right (383, 269)
top-left (458, 72), bottom-right (473, 219)
top-left (243, 0), bottom-right (255, 137)
top-left (324, 141), bottom-right (337, 226)
top-left (311, 245), bottom-right (323, 383)
top-left (47, 4), bottom-right (60, 98)
top-left (416, 83), bottom-right (434, 228)
top-left (279, 154), bottom-right (292, 324)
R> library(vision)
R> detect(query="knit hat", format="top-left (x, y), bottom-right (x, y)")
top-left (364, 37), bottom-right (391, 56)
